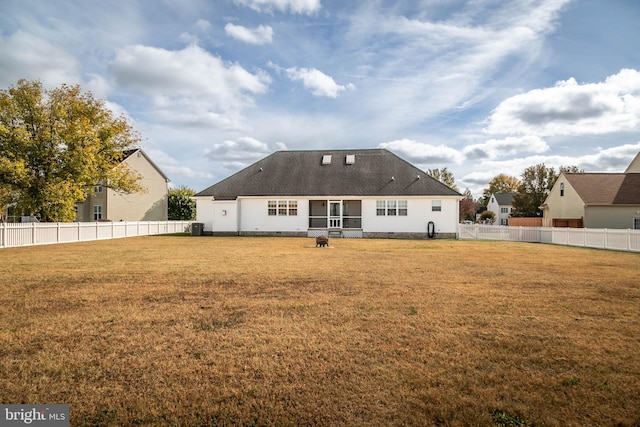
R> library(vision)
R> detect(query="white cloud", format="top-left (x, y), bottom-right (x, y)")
top-left (0, 31), bottom-right (78, 88)
top-left (196, 19), bottom-right (212, 31)
top-left (144, 147), bottom-right (214, 182)
top-left (378, 139), bottom-right (464, 165)
top-left (333, 1), bottom-right (571, 131)
top-left (574, 142), bottom-right (640, 171)
top-left (464, 135), bottom-right (549, 160)
top-left (203, 137), bottom-right (288, 170)
top-left (234, 0), bottom-right (321, 15)
top-left (225, 23), bottom-right (273, 45)
top-left (285, 67), bottom-right (354, 98)
top-left (111, 44), bottom-right (269, 99)
top-left (109, 44), bottom-right (271, 128)
top-left (460, 142), bottom-right (640, 192)
top-left (486, 68), bottom-right (640, 136)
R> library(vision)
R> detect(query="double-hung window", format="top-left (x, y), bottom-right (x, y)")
top-left (93, 205), bottom-right (102, 221)
top-left (376, 200), bottom-right (408, 216)
top-left (268, 200), bottom-right (297, 216)
top-left (398, 200), bottom-right (408, 216)
top-left (431, 200), bottom-right (442, 212)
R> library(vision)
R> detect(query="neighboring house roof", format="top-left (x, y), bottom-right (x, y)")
top-left (492, 193), bottom-right (515, 206)
top-left (564, 173), bottom-right (640, 205)
top-left (195, 149), bottom-right (461, 200)
top-left (625, 152), bottom-right (640, 173)
top-left (122, 148), bottom-right (170, 182)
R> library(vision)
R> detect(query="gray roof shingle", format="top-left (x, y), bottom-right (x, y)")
top-left (493, 193), bottom-right (516, 206)
top-left (565, 173), bottom-right (640, 205)
top-left (195, 149), bottom-right (460, 200)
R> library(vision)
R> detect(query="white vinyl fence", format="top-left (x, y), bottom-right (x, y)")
top-left (0, 221), bottom-right (192, 249)
top-left (458, 224), bottom-right (640, 253)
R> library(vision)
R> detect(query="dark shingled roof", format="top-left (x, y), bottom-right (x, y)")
top-left (564, 173), bottom-right (640, 205)
top-left (195, 149), bottom-right (461, 200)
top-left (493, 193), bottom-right (516, 205)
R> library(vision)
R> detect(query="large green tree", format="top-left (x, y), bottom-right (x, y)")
top-left (511, 164), bottom-right (557, 217)
top-left (0, 79), bottom-right (143, 221)
top-left (168, 186), bottom-right (196, 220)
top-left (481, 174), bottom-right (521, 206)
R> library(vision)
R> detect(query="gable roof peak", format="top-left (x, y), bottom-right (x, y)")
top-left (625, 151), bottom-right (640, 173)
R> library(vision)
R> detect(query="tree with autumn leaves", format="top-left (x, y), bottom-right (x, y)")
top-left (482, 165), bottom-right (582, 218)
top-left (0, 80), bottom-right (143, 222)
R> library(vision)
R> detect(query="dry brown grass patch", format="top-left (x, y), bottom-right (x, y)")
top-left (1, 236), bottom-right (639, 426)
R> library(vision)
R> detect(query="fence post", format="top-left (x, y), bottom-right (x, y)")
top-left (1, 222), bottom-right (5, 248)
top-left (57, 222), bottom-right (61, 243)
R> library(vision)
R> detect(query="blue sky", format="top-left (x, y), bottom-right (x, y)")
top-left (2, 0), bottom-right (640, 196)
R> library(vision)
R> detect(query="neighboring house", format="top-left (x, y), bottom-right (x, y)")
top-left (541, 152), bottom-right (640, 229)
top-left (193, 149), bottom-right (461, 238)
top-left (486, 193), bottom-right (515, 225)
top-left (76, 149), bottom-right (169, 222)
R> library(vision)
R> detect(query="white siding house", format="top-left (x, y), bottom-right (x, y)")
top-left (486, 193), bottom-right (515, 225)
top-left (194, 149), bottom-right (461, 239)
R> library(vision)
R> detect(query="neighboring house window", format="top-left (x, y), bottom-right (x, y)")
top-left (94, 185), bottom-right (103, 193)
top-left (560, 183), bottom-right (564, 197)
top-left (634, 218), bottom-right (640, 230)
top-left (501, 207), bottom-right (509, 213)
top-left (268, 200), bottom-right (297, 216)
top-left (432, 200), bottom-right (442, 212)
top-left (93, 205), bottom-right (102, 221)
top-left (376, 200), bottom-right (408, 216)
top-left (501, 219), bottom-right (508, 225)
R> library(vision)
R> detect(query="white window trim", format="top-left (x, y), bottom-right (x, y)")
top-left (376, 200), bottom-right (408, 216)
top-left (268, 200), bottom-right (298, 216)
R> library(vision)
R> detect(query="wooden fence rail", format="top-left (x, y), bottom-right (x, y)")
top-left (0, 221), bottom-right (192, 249)
top-left (458, 224), bottom-right (640, 252)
